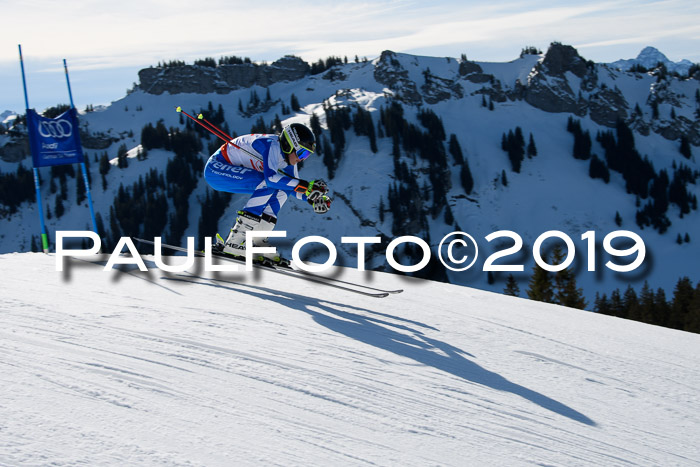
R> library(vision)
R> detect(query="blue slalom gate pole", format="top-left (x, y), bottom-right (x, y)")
top-left (19, 44), bottom-right (50, 253)
top-left (63, 59), bottom-right (99, 237)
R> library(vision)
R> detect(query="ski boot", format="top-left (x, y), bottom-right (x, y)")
top-left (214, 211), bottom-right (290, 267)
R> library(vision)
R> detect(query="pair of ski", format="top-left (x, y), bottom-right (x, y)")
top-left (133, 238), bottom-right (402, 298)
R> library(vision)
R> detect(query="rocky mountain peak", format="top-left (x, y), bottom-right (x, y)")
top-left (137, 56), bottom-right (309, 95)
top-left (637, 46), bottom-right (669, 64)
top-left (610, 47), bottom-right (695, 75)
top-left (541, 42), bottom-right (588, 78)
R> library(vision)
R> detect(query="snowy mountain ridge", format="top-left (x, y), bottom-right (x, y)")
top-left (1, 110), bottom-right (16, 123)
top-left (0, 42), bottom-right (698, 305)
top-left (610, 46), bottom-right (695, 75)
top-left (1, 252), bottom-right (699, 465)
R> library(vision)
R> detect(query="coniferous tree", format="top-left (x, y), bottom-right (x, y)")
top-left (599, 120), bottom-right (658, 203)
top-left (669, 277), bottom-right (694, 329)
top-left (527, 261), bottom-right (554, 304)
top-left (622, 285), bottom-right (639, 320)
top-left (487, 270), bottom-right (495, 285)
top-left (54, 195), bottom-right (65, 219)
top-left (502, 128), bottom-right (525, 172)
top-left (448, 134), bottom-right (464, 164)
top-left (609, 289), bottom-right (624, 317)
top-left (655, 288), bottom-right (670, 327)
top-left (568, 118), bottom-right (592, 160)
top-left (460, 162), bottom-right (474, 194)
top-left (651, 100), bottom-right (659, 119)
top-left (639, 168), bottom-right (671, 233)
top-left (272, 114), bottom-right (283, 133)
top-left (594, 293), bottom-right (611, 315)
top-left (103, 206), bottom-right (121, 250)
top-left (684, 283), bottom-right (700, 333)
top-left (552, 246), bottom-right (587, 309)
top-left (638, 281), bottom-right (656, 324)
top-left (117, 144), bottom-right (129, 169)
top-left (367, 117), bottom-right (378, 153)
top-left (98, 153), bottom-right (110, 190)
top-left (290, 94), bottom-right (301, 112)
top-left (315, 136), bottom-right (324, 157)
top-left (527, 133), bottom-right (537, 157)
top-left (249, 90), bottom-right (260, 109)
top-left (589, 154), bottom-right (610, 183)
top-left (76, 172), bottom-right (86, 205)
top-left (669, 167), bottom-right (693, 215)
top-left (309, 113), bottom-right (322, 138)
top-left (352, 107), bottom-right (377, 153)
top-left (504, 274), bottom-right (520, 296)
top-left (680, 136), bottom-right (692, 160)
top-left (59, 176), bottom-right (68, 201)
top-left (322, 136), bottom-right (336, 179)
top-left (514, 127), bottom-right (525, 150)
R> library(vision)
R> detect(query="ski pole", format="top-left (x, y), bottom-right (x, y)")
top-left (198, 113), bottom-right (232, 141)
top-left (176, 106), bottom-right (232, 143)
top-left (176, 106), bottom-right (267, 163)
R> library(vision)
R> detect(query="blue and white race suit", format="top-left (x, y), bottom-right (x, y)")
top-left (204, 134), bottom-right (308, 219)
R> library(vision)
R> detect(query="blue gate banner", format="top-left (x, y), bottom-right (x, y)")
top-left (27, 107), bottom-right (85, 167)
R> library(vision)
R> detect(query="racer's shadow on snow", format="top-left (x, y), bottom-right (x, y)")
top-left (169, 274), bottom-right (596, 427)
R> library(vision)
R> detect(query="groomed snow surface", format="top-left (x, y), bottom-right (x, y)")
top-left (1, 253), bottom-right (699, 466)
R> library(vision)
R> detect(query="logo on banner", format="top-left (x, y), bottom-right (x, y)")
top-left (27, 107), bottom-right (85, 168)
top-left (38, 119), bottom-right (73, 138)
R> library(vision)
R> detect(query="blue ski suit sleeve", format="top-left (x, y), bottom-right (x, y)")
top-left (252, 137), bottom-right (307, 201)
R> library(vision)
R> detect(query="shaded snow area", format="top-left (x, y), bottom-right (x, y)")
top-left (1, 253), bottom-right (699, 466)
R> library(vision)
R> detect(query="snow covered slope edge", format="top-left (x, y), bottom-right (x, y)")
top-left (1, 253), bottom-right (699, 466)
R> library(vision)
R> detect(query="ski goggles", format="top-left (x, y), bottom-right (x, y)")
top-left (295, 144), bottom-right (314, 161)
top-left (283, 129), bottom-right (315, 160)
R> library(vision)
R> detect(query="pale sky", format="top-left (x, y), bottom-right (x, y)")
top-left (2, 0), bottom-right (699, 112)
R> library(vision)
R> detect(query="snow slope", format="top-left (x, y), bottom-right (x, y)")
top-left (1, 253), bottom-right (699, 466)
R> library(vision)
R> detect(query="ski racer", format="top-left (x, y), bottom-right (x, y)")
top-left (204, 122), bottom-right (331, 265)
